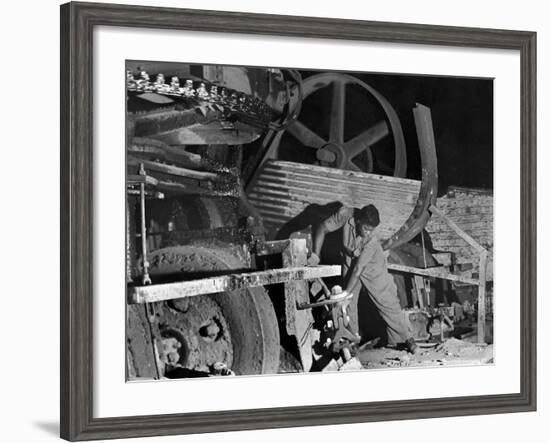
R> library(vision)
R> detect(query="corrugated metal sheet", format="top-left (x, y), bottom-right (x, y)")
top-left (247, 161), bottom-right (493, 281)
top-left (247, 160), bottom-right (422, 240)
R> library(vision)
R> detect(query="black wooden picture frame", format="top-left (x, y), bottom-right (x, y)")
top-left (60, 1), bottom-right (536, 440)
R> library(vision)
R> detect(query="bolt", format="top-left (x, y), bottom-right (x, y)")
top-left (212, 362), bottom-right (227, 372)
top-left (168, 298), bottom-right (190, 313)
top-left (317, 148), bottom-right (337, 163)
top-left (200, 320), bottom-right (221, 340)
top-left (211, 361), bottom-right (235, 376)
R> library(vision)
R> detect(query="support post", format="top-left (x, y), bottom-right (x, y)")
top-left (413, 276), bottom-right (425, 309)
top-left (283, 238), bottom-right (314, 372)
top-left (477, 250), bottom-right (488, 343)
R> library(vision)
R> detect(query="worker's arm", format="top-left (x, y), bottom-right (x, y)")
top-left (308, 223), bottom-right (329, 265)
top-left (312, 222), bottom-right (329, 258)
top-left (344, 261), bottom-right (366, 293)
top-left (310, 206), bottom-right (353, 265)
top-left (343, 239), bottom-right (376, 293)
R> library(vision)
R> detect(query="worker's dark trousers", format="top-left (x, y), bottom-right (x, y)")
top-left (345, 266), bottom-right (410, 345)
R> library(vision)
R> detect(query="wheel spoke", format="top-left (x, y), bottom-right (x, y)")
top-left (345, 146), bottom-right (373, 173)
top-left (344, 161), bottom-right (362, 172)
top-left (287, 120), bottom-right (326, 149)
top-left (329, 80), bottom-right (346, 144)
top-left (344, 121), bottom-right (389, 158)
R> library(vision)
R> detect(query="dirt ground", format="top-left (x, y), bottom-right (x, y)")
top-left (353, 338), bottom-right (493, 370)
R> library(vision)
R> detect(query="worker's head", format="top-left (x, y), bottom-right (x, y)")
top-left (355, 204), bottom-right (380, 238)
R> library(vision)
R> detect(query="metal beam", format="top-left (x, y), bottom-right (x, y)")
top-left (151, 179), bottom-right (239, 197)
top-left (127, 158), bottom-right (224, 182)
top-left (387, 263), bottom-right (479, 286)
top-left (129, 265), bottom-right (341, 304)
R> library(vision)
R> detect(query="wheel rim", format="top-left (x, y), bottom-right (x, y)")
top-left (147, 245), bottom-right (280, 376)
top-left (269, 73), bottom-right (407, 177)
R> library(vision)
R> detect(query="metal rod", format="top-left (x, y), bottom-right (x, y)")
top-left (315, 277), bottom-right (331, 298)
top-left (144, 304), bottom-right (161, 379)
top-left (296, 295), bottom-right (351, 310)
top-left (139, 163), bottom-right (151, 285)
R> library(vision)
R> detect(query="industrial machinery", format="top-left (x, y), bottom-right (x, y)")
top-left (125, 62), bottom-right (490, 380)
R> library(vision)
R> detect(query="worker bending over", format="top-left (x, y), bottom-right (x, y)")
top-left (310, 204), bottom-right (418, 354)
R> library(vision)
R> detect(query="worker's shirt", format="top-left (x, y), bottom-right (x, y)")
top-left (323, 206), bottom-right (366, 270)
top-left (322, 206), bottom-right (396, 297)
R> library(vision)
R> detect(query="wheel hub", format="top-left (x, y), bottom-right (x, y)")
top-left (317, 143), bottom-right (343, 167)
top-left (143, 245), bottom-right (280, 377)
top-left (158, 295), bottom-right (234, 375)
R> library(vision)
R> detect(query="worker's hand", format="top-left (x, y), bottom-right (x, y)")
top-left (346, 242), bottom-right (366, 258)
top-left (338, 290), bottom-right (350, 300)
top-left (329, 288), bottom-right (351, 301)
top-left (307, 252), bottom-right (320, 266)
top-left (343, 246), bottom-right (355, 258)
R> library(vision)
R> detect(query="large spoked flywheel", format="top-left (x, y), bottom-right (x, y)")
top-left (269, 73), bottom-right (407, 177)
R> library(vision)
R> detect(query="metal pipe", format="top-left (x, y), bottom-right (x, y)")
top-left (139, 163), bottom-right (151, 285)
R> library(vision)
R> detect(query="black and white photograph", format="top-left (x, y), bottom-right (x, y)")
top-left (1, 0), bottom-right (543, 441)
top-left (125, 61), bottom-right (494, 380)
